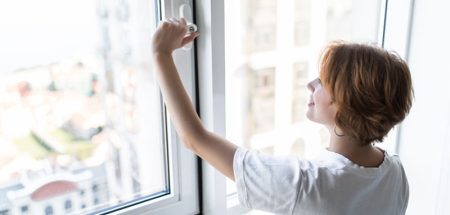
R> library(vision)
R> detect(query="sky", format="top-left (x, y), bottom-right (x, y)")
top-left (0, 0), bottom-right (98, 73)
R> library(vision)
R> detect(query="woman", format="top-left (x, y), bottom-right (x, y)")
top-left (151, 18), bottom-right (413, 214)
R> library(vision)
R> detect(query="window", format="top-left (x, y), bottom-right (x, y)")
top-left (92, 184), bottom-right (98, 193)
top-left (20, 205), bottom-right (29, 214)
top-left (44, 206), bottom-right (53, 215)
top-left (0, 0), bottom-right (199, 214)
top-left (64, 200), bottom-right (72, 211)
top-left (225, 0), bottom-right (386, 213)
top-left (94, 197), bottom-right (100, 205)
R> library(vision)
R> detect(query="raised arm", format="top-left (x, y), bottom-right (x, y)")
top-left (151, 18), bottom-right (238, 180)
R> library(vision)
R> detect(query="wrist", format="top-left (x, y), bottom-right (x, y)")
top-left (153, 51), bottom-right (173, 58)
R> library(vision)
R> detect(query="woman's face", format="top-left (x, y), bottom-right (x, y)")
top-left (306, 78), bottom-right (337, 125)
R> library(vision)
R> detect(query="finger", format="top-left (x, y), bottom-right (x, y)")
top-left (162, 18), bottom-right (172, 25)
top-left (180, 18), bottom-right (187, 26)
top-left (169, 17), bottom-right (178, 23)
top-left (158, 19), bottom-right (169, 26)
top-left (173, 18), bottom-right (186, 28)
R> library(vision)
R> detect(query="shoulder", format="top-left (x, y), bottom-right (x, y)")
top-left (232, 147), bottom-right (341, 213)
top-left (234, 147), bottom-right (329, 170)
top-left (233, 147), bottom-right (345, 181)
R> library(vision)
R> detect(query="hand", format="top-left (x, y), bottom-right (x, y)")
top-left (151, 17), bottom-right (199, 55)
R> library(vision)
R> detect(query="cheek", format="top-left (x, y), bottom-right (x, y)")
top-left (325, 103), bottom-right (337, 120)
top-left (313, 92), bottom-right (337, 121)
top-left (313, 91), bottom-right (329, 107)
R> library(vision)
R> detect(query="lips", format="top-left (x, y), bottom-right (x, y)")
top-left (308, 96), bottom-right (314, 106)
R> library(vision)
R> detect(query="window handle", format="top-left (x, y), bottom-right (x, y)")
top-left (180, 3), bottom-right (197, 50)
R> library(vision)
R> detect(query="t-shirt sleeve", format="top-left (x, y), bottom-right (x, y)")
top-left (233, 147), bottom-right (302, 214)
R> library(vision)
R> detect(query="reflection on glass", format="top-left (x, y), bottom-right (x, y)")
top-left (249, 67), bottom-right (276, 135)
top-left (294, 0), bottom-right (311, 47)
top-left (225, 0), bottom-right (382, 212)
top-left (246, 0), bottom-right (278, 53)
top-left (292, 62), bottom-right (309, 123)
top-left (0, 0), bottom-right (165, 214)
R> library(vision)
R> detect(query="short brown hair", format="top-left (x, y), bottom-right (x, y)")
top-left (319, 41), bottom-right (413, 145)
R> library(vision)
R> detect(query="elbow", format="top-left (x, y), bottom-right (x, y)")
top-left (179, 125), bottom-right (207, 152)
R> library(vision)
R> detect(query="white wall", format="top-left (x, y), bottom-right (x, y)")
top-left (398, 0), bottom-right (450, 214)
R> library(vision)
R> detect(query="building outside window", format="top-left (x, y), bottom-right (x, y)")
top-left (292, 62), bottom-right (309, 123)
top-left (249, 67), bottom-right (276, 135)
top-left (246, 0), bottom-right (277, 53)
top-left (294, 0), bottom-right (311, 47)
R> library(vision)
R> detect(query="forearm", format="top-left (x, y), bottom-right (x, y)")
top-left (153, 53), bottom-right (205, 146)
top-left (153, 52), bottom-right (237, 180)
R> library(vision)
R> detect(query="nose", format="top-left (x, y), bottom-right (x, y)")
top-left (307, 79), bottom-right (315, 92)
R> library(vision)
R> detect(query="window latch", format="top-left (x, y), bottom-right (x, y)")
top-left (180, 4), bottom-right (197, 50)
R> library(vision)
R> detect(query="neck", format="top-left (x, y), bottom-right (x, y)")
top-left (326, 125), bottom-right (375, 156)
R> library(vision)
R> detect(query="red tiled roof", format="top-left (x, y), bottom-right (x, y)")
top-left (31, 180), bottom-right (77, 201)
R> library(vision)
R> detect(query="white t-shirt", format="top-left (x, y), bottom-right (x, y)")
top-left (233, 147), bottom-right (409, 215)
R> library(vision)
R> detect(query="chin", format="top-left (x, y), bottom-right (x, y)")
top-left (306, 112), bottom-right (327, 125)
top-left (306, 112), bottom-right (315, 122)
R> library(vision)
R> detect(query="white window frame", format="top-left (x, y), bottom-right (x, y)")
top-left (195, 0), bottom-right (250, 214)
top-left (191, 0), bottom-right (244, 214)
top-left (105, 0), bottom-right (200, 214)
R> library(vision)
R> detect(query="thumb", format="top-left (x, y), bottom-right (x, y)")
top-left (180, 32), bottom-right (199, 47)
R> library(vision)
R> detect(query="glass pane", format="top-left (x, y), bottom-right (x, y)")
top-left (225, 0), bottom-right (383, 207)
top-left (0, 0), bottom-right (166, 214)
